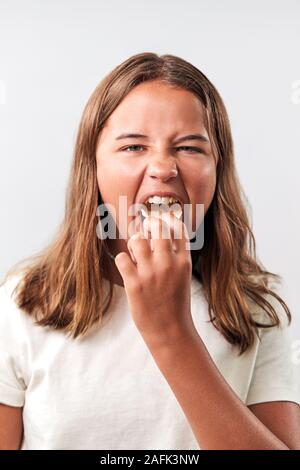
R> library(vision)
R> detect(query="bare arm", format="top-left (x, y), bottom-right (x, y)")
top-left (248, 401), bottom-right (300, 450)
top-left (0, 403), bottom-right (23, 450)
top-left (145, 330), bottom-right (300, 450)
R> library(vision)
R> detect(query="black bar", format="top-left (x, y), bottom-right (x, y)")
top-left (0, 450), bottom-right (299, 466)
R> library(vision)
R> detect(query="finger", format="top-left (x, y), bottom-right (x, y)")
top-left (114, 252), bottom-right (137, 288)
top-left (142, 216), bottom-right (174, 254)
top-left (159, 212), bottom-right (190, 255)
top-left (127, 231), bottom-right (152, 264)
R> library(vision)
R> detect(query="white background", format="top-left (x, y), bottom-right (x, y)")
top-left (0, 0), bottom-right (299, 357)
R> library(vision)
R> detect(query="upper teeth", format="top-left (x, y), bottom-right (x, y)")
top-left (146, 196), bottom-right (179, 205)
top-left (140, 195), bottom-right (183, 220)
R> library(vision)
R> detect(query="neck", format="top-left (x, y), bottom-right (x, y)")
top-left (103, 256), bottom-right (125, 288)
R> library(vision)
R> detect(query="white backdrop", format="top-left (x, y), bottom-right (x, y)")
top-left (0, 0), bottom-right (299, 362)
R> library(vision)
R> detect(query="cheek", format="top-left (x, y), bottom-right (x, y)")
top-left (185, 162), bottom-right (216, 204)
top-left (182, 163), bottom-right (216, 232)
top-left (96, 155), bottom-right (141, 223)
top-left (97, 154), bottom-right (119, 196)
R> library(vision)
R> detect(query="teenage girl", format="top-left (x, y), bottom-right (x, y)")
top-left (0, 52), bottom-right (299, 450)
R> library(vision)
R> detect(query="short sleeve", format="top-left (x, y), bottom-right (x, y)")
top-left (0, 277), bottom-right (26, 407)
top-left (246, 281), bottom-right (300, 406)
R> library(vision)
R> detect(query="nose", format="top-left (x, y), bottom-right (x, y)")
top-left (146, 154), bottom-right (178, 182)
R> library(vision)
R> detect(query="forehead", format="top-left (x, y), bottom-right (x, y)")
top-left (101, 81), bottom-right (207, 138)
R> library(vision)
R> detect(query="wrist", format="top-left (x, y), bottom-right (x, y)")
top-left (142, 319), bottom-right (200, 353)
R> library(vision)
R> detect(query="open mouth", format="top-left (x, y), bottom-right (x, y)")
top-left (139, 196), bottom-right (183, 221)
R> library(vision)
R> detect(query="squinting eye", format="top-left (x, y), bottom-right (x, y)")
top-left (122, 145), bottom-right (145, 152)
top-left (121, 145), bottom-right (203, 154)
top-left (176, 146), bottom-right (203, 153)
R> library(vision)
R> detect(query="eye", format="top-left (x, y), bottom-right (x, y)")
top-left (122, 145), bottom-right (145, 152)
top-left (176, 146), bottom-right (203, 154)
top-left (120, 145), bottom-right (203, 154)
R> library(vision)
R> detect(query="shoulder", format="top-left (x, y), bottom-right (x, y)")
top-left (0, 271), bottom-right (24, 308)
top-left (0, 271), bottom-right (30, 332)
top-left (245, 274), bottom-right (290, 327)
top-left (0, 270), bottom-right (57, 359)
top-left (0, 272), bottom-right (30, 407)
top-left (0, 270), bottom-right (24, 296)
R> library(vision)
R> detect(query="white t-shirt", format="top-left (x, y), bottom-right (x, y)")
top-left (0, 272), bottom-right (299, 450)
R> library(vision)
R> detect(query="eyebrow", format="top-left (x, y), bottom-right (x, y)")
top-left (115, 133), bottom-right (210, 144)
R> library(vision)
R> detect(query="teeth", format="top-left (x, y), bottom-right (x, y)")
top-left (140, 201), bottom-right (183, 220)
top-left (140, 195), bottom-right (183, 220)
top-left (147, 195), bottom-right (179, 205)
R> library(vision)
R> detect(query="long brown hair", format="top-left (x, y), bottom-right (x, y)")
top-left (2, 52), bottom-right (291, 355)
